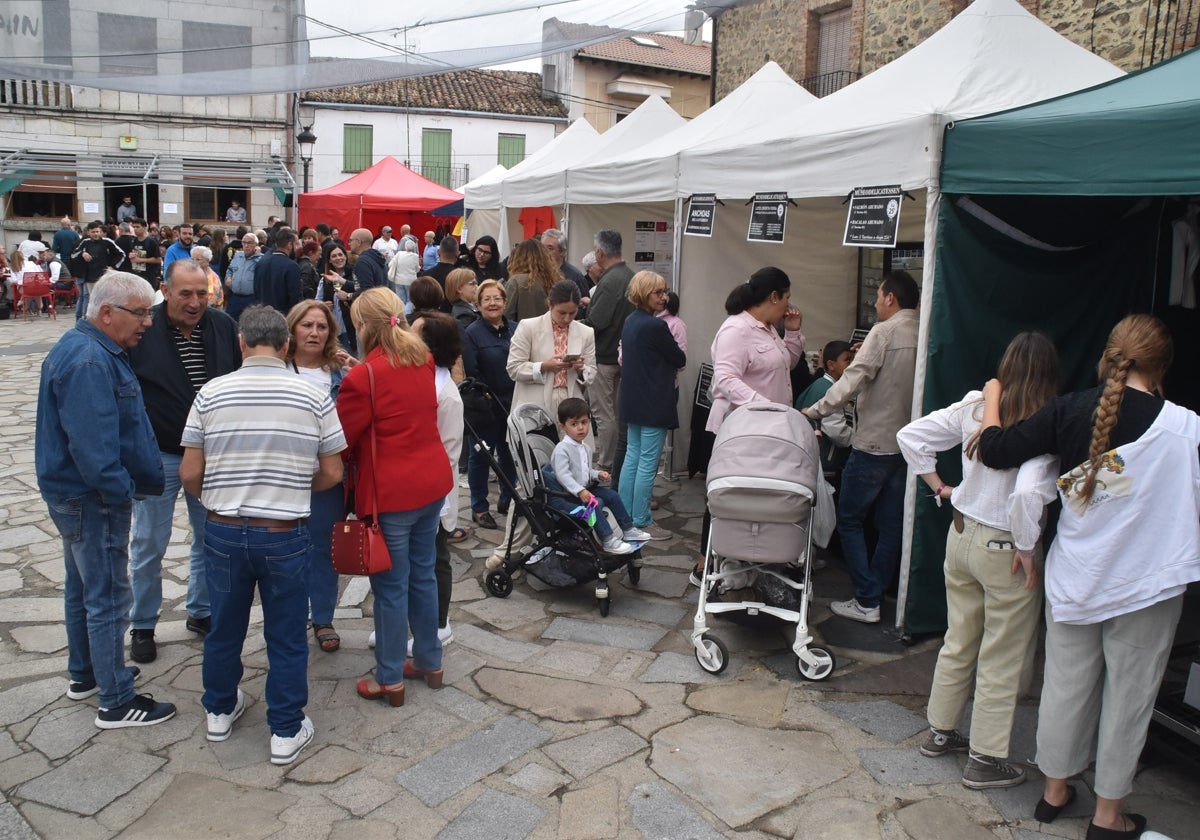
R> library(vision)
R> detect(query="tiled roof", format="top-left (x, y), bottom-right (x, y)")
top-left (577, 33), bottom-right (711, 76)
top-left (304, 70), bottom-right (567, 119)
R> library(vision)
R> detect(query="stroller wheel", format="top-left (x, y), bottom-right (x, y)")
top-left (694, 634), bottom-right (729, 675)
top-left (485, 569), bottom-right (513, 598)
top-left (597, 596), bottom-right (610, 617)
top-left (796, 646), bottom-right (836, 681)
top-left (627, 563), bottom-right (641, 586)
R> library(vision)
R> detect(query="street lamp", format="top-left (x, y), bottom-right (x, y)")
top-left (297, 125), bottom-right (316, 193)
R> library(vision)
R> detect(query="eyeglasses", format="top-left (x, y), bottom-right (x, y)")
top-left (652, 288), bottom-right (669, 296)
top-left (475, 248), bottom-right (492, 256)
top-left (113, 305), bottom-right (153, 320)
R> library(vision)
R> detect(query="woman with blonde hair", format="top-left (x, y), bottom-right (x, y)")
top-left (897, 332), bottom-right (1060, 791)
top-left (504, 238), bottom-right (562, 322)
top-left (336, 288), bottom-right (452, 706)
top-left (979, 314), bottom-right (1200, 840)
top-left (445, 267), bottom-right (480, 331)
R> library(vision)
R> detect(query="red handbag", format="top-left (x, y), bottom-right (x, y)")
top-left (330, 363), bottom-right (393, 576)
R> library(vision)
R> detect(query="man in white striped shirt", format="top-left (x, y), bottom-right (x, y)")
top-left (180, 305), bottom-right (345, 765)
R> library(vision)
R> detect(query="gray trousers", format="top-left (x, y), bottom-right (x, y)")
top-left (591, 363), bottom-right (621, 470)
top-left (1036, 593), bottom-right (1183, 799)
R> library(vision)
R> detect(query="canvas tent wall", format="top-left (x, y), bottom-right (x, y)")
top-left (298, 155), bottom-right (463, 240)
top-left (917, 47), bottom-right (1200, 633)
top-left (459, 164), bottom-right (507, 253)
top-left (665, 0), bottom-right (1122, 633)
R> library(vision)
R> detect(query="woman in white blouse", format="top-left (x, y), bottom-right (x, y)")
top-left (896, 332), bottom-right (1060, 791)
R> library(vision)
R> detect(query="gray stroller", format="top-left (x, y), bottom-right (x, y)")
top-left (692, 402), bottom-right (836, 680)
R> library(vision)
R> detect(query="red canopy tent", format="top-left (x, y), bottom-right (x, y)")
top-left (298, 156), bottom-right (463, 240)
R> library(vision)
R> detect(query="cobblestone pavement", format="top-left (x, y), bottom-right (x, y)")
top-left (1, 314), bottom-right (1197, 839)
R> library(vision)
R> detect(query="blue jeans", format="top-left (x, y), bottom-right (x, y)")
top-left (468, 418), bottom-right (516, 514)
top-left (202, 520), bottom-right (311, 737)
top-left (47, 493), bottom-right (138, 709)
top-left (130, 450), bottom-right (209, 626)
top-left (618, 424), bottom-right (666, 528)
top-left (75, 283), bottom-right (89, 320)
top-left (837, 450), bottom-right (907, 609)
top-left (307, 484), bottom-right (344, 625)
top-left (373, 500), bottom-right (442, 683)
top-left (225, 293), bottom-right (254, 323)
top-left (541, 467), bottom-right (632, 540)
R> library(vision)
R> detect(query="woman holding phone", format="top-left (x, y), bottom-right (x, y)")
top-left (506, 280), bottom-right (596, 418)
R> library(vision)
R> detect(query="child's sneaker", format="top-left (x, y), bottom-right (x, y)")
top-left (601, 535), bottom-right (634, 555)
top-left (622, 527), bottom-right (652, 543)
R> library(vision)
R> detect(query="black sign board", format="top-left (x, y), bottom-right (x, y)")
top-left (843, 185), bottom-right (903, 247)
top-left (747, 192), bottom-right (788, 243)
top-left (684, 194), bottom-right (716, 238)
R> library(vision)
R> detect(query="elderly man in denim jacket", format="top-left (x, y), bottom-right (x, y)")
top-left (36, 272), bottom-right (177, 730)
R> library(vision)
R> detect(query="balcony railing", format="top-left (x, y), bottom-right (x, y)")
top-left (0, 79), bottom-right (71, 108)
top-left (799, 70), bottom-right (860, 98)
top-left (408, 161), bottom-right (470, 190)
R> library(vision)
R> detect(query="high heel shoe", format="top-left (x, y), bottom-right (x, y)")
top-left (356, 678), bottom-right (405, 706)
top-left (402, 661), bottom-right (444, 688)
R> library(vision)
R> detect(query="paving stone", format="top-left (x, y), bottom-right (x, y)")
top-left (639, 651), bottom-right (723, 684)
top-left (460, 590), bottom-right (549, 631)
top-left (668, 493), bottom-right (708, 515)
top-left (1011, 831), bottom-right (1065, 840)
top-left (338, 576), bottom-right (372, 607)
top-left (286, 744), bottom-right (366, 784)
top-left (817, 700), bottom-right (928, 743)
top-left (454, 624), bottom-right (543, 663)
top-left (0, 525), bottom-right (53, 549)
top-left (627, 567), bottom-right (691, 599)
top-left (651, 718), bottom-right (853, 828)
top-left (0, 677), bottom-right (71, 727)
top-left (895, 797), bottom-right (996, 840)
top-left (475, 669), bottom-right (641, 722)
top-left (0, 733), bottom-right (20, 763)
top-left (118, 772), bottom-right (292, 840)
top-left (396, 715), bottom-right (552, 806)
top-left (431, 685), bottom-right (496, 724)
top-left (25, 704), bottom-right (96, 760)
top-left (856, 747), bottom-right (965, 786)
top-left (322, 771), bottom-right (396, 817)
top-left (628, 781), bottom-right (725, 840)
top-left (0, 803), bottom-right (39, 840)
top-left (606, 596), bottom-right (687, 627)
top-left (559, 777), bottom-right (618, 839)
top-left (820, 647), bottom-right (940, 696)
top-left (788, 796), bottom-right (883, 840)
top-left (16, 743), bottom-right (165, 816)
top-left (644, 554), bottom-right (698, 571)
top-left (507, 763), bottom-right (569, 797)
top-left (369, 709), bottom-right (465, 760)
top-left (1, 598), bottom-right (65, 623)
top-left (9, 624), bottom-right (67, 654)
top-left (435, 788), bottom-right (544, 840)
top-left (542, 725), bottom-right (647, 779)
top-left (981, 775), bottom-right (1076, 823)
top-left (534, 644), bottom-right (603, 677)
top-left (450, 577), bottom-right (486, 602)
top-left (687, 681), bottom-right (791, 724)
top-left (541, 617), bottom-right (667, 651)
top-left (0, 568), bottom-right (22, 592)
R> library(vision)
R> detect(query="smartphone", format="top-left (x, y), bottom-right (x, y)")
top-left (986, 539), bottom-right (1015, 550)
top-left (562, 354), bottom-right (581, 363)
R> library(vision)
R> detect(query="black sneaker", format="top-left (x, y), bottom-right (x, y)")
top-left (67, 666), bottom-right (140, 701)
top-left (186, 615), bottom-right (212, 636)
top-left (919, 727), bottom-right (969, 757)
top-left (130, 629), bottom-right (157, 663)
top-left (95, 693), bottom-right (177, 729)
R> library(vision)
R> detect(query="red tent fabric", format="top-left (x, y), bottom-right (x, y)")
top-left (298, 156), bottom-right (463, 240)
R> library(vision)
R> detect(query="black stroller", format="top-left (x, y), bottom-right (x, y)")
top-left (461, 381), bottom-right (640, 616)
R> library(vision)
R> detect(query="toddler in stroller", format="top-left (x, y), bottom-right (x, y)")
top-left (541, 398), bottom-right (653, 555)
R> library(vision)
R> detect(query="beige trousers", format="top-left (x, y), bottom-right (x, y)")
top-left (590, 363), bottom-right (621, 469)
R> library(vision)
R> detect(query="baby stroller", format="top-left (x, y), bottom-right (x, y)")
top-left (692, 402), bottom-right (835, 681)
top-left (478, 399), bottom-right (640, 616)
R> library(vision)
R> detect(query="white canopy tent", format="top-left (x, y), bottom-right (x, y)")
top-left (459, 164), bottom-right (508, 252)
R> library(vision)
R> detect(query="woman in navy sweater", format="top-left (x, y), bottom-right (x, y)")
top-left (618, 271), bottom-right (685, 538)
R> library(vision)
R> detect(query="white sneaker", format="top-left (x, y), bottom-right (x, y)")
top-left (407, 622), bottom-right (454, 657)
top-left (830, 598), bottom-right (881, 624)
top-left (601, 535), bottom-right (634, 555)
top-left (206, 688), bottom-right (246, 742)
top-left (368, 630), bottom-right (375, 649)
top-left (270, 716), bottom-right (314, 765)
top-left (622, 527), bottom-right (652, 543)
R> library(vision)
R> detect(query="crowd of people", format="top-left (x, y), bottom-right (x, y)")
top-left (29, 214), bottom-right (1200, 839)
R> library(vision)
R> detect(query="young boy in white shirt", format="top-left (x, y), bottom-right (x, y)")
top-left (542, 398), bottom-right (652, 554)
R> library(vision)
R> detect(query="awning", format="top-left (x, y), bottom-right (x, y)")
top-left (0, 150), bottom-right (297, 191)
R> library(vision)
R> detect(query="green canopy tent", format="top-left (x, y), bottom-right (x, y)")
top-left (907, 47), bottom-right (1200, 634)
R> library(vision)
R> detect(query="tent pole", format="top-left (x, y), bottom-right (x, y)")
top-left (671, 196), bottom-right (682, 291)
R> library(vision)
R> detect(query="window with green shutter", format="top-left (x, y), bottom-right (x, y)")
top-left (343, 125), bottom-right (373, 173)
top-left (497, 134), bottom-right (526, 168)
top-left (421, 129), bottom-right (452, 187)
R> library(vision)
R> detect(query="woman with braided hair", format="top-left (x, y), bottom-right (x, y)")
top-left (977, 314), bottom-right (1200, 840)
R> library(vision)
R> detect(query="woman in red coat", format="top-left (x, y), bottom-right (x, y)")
top-left (337, 288), bottom-right (453, 707)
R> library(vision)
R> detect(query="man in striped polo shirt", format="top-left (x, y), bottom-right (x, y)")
top-left (180, 305), bottom-right (345, 765)
top-left (127, 259), bottom-right (241, 664)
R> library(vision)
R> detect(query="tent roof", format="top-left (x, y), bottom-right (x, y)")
top-left (941, 46), bottom-right (1200, 195)
top-left (566, 61), bottom-right (816, 203)
top-left (502, 96), bottom-right (684, 207)
top-left (303, 156), bottom-right (461, 210)
top-left (463, 120), bottom-right (599, 210)
top-left (459, 164), bottom-right (508, 195)
top-left (677, 0), bottom-right (1123, 198)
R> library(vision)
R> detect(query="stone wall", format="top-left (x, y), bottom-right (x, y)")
top-left (860, 0), bottom-right (962, 73)
top-left (715, 0), bottom-right (807, 100)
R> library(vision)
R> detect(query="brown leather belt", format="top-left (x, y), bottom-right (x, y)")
top-left (951, 506), bottom-right (965, 534)
top-left (207, 512), bottom-right (305, 532)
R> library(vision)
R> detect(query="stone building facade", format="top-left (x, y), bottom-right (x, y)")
top-left (714, 0), bottom-right (1198, 100)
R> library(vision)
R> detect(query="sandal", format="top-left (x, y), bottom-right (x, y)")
top-left (472, 511), bottom-right (498, 529)
top-left (447, 526), bottom-right (470, 543)
top-left (312, 623), bottom-right (340, 653)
